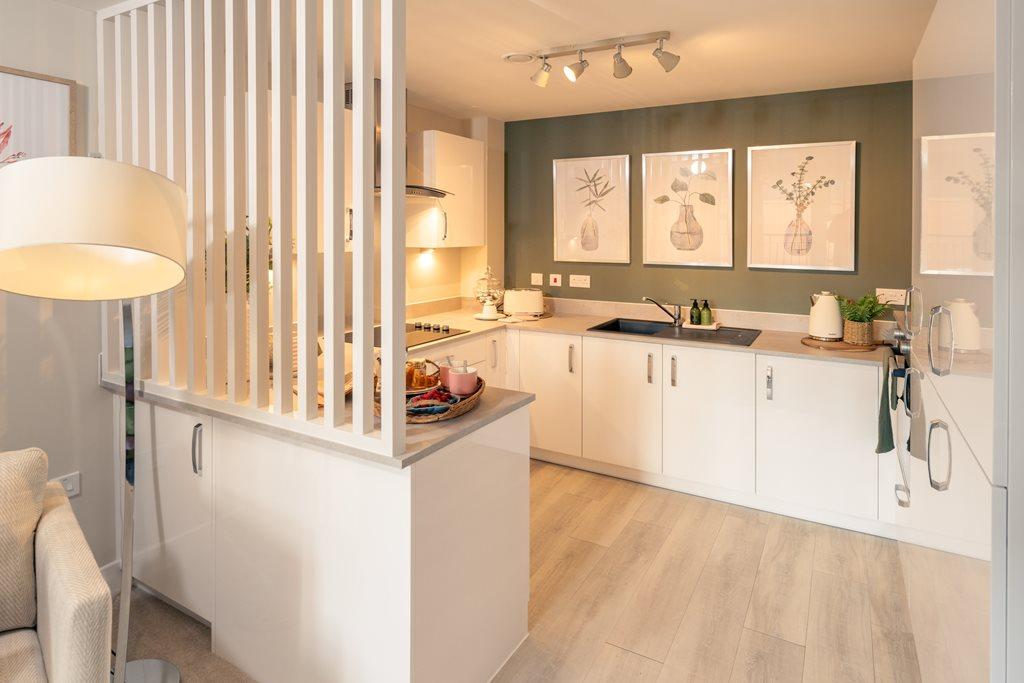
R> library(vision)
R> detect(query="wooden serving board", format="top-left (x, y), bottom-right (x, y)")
top-left (800, 336), bottom-right (880, 352)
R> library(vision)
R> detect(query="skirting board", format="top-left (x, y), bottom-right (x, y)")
top-left (530, 447), bottom-right (990, 560)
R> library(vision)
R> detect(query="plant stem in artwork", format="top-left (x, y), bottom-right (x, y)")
top-left (771, 155), bottom-right (835, 256)
top-left (575, 167), bottom-right (615, 251)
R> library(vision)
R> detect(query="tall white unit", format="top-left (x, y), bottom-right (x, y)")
top-left (517, 331), bottom-right (582, 457)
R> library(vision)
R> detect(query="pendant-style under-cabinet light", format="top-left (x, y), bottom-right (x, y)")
top-left (612, 45), bottom-right (632, 79)
top-left (531, 58), bottom-right (552, 87)
top-left (652, 38), bottom-right (680, 72)
top-left (564, 50), bottom-right (588, 83)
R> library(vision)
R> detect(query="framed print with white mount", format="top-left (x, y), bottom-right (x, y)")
top-left (553, 154), bottom-right (630, 263)
top-left (643, 148), bottom-right (733, 267)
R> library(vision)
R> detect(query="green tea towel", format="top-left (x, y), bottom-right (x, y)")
top-left (876, 346), bottom-right (895, 454)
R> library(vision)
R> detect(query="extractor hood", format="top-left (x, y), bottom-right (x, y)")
top-left (344, 80), bottom-right (451, 200)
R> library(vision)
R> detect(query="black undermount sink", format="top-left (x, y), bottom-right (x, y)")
top-left (588, 318), bottom-right (762, 347)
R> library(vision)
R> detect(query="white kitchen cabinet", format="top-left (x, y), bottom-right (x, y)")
top-left (518, 331), bottom-right (582, 457)
top-left (755, 355), bottom-right (878, 520)
top-left (419, 330), bottom-right (506, 389)
top-left (663, 347), bottom-right (755, 492)
top-left (582, 337), bottom-right (662, 473)
top-left (406, 130), bottom-right (486, 248)
top-left (132, 401), bottom-right (214, 620)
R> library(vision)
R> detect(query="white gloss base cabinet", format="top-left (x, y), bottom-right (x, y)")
top-left (754, 355), bottom-right (879, 520)
top-left (663, 347), bottom-right (755, 492)
top-left (517, 331), bottom-right (582, 457)
top-left (582, 337), bottom-right (662, 473)
top-left (130, 400), bottom-right (214, 621)
top-left (425, 331), bottom-right (507, 389)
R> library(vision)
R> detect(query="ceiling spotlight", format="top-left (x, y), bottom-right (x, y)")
top-left (531, 58), bottom-right (552, 88)
top-left (612, 45), bottom-right (632, 79)
top-left (563, 50), bottom-right (589, 83)
top-left (652, 38), bottom-right (680, 72)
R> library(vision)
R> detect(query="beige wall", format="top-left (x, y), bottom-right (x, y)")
top-left (0, 0), bottom-right (116, 567)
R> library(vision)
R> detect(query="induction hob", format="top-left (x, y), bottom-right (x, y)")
top-left (345, 323), bottom-right (469, 349)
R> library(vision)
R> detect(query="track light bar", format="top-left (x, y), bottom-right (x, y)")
top-left (532, 31), bottom-right (670, 61)
top-left (506, 31), bottom-right (676, 86)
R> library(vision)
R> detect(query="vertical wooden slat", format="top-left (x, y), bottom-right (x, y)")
top-left (247, 0), bottom-right (270, 408)
top-left (351, 0), bottom-right (375, 434)
top-left (322, 0), bottom-right (346, 427)
top-left (204, 0), bottom-right (226, 397)
top-left (226, 0), bottom-right (247, 403)
top-left (166, 0), bottom-right (188, 388)
top-left (296, 0), bottom-right (317, 420)
top-left (113, 14), bottom-right (128, 380)
top-left (130, 8), bottom-right (151, 381)
top-left (98, 16), bottom-right (117, 377)
top-left (148, 2), bottom-right (169, 384)
top-left (184, 0), bottom-right (207, 393)
top-left (381, 0), bottom-right (406, 454)
top-left (271, 0), bottom-right (294, 414)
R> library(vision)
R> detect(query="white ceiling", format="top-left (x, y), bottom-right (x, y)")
top-left (61, 0), bottom-right (936, 122)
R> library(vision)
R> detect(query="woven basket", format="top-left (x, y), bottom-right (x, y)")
top-left (843, 319), bottom-right (874, 346)
top-left (375, 378), bottom-right (486, 424)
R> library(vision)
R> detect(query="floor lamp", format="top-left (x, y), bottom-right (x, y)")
top-left (0, 157), bottom-right (187, 683)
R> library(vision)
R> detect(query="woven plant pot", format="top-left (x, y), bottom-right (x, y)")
top-left (843, 319), bottom-right (874, 346)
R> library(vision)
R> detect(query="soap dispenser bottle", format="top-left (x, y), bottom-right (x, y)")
top-left (689, 299), bottom-right (701, 325)
top-left (700, 300), bottom-right (713, 325)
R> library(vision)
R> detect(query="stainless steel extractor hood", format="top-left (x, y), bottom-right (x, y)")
top-left (344, 80), bottom-right (451, 200)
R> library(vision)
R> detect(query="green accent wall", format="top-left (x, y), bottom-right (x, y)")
top-left (504, 82), bottom-right (912, 314)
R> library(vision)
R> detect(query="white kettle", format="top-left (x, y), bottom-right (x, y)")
top-left (809, 291), bottom-right (843, 341)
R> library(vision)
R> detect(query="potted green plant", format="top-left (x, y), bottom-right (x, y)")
top-left (837, 294), bottom-right (888, 346)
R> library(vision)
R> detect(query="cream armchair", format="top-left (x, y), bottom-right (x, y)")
top-left (0, 478), bottom-right (112, 682)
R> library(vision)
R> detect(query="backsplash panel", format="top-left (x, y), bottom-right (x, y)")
top-left (505, 82), bottom-right (912, 314)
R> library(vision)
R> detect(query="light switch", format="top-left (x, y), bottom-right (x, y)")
top-left (531, 272), bottom-right (543, 286)
top-left (569, 274), bottom-right (591, 288)
top-left (53, 471), bottom-right (80, 498)
top-left (549, 273), bottom-right (562, 287)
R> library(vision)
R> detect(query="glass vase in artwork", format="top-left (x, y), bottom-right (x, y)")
top-left (784, 210), bottom-right (813, 255)
top-left (670, 203), bottom-right (704, 250)
top-left (974, 208), bottom-right (994, 260)
top-left (580, 213), bottom-right (599, 251)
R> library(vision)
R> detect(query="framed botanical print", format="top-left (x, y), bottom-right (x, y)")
top-left (747, 141), bottom-right (856, 271)
top-left (553, 154), bottom-right (630, 263)
top-left (920, 133), bottom-right (995, 276)
top-left (643, 148), bottom-right (733, 267)
top-left (0, 65), bottom-right (77, 160)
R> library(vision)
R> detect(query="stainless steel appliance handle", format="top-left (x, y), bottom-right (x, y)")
top-left (670, 355), bottom-right (677, 387)
top-left (927, 419), bottom-right (952, 491)
top-left (191, 423), bottom-right (203, 476)
top-left (927, 305), bottom-right (954, 377)
top-left (647, 353), bottom-right (654, 384)
top-left (568, 344), bottom-right (574, 373)
top-left (491, 339), bottom-right (498, 369)
top-left (766, 365), bottom-right (773, 400)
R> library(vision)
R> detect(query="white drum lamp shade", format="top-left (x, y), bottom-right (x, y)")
top-left (0, 156), bottom-right (186, 301)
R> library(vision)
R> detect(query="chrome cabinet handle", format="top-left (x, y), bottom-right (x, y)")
top-left (895, 483), bottom-right (911, 508)
top-left (927, 305), bottom-right (954, 377)
top-left (191, 423), bottom-right (203, 476)
top-left (927, 419), bottom-right (952, 491)
top-left (903, 285), bottom-right (922, 337)
top-left (441, 208), bottom-right (448, 241)
top-left (766, 365), bottom-right (773, 400)
top-left (491, 339), bottom-right (498, 369)
top-left (647, 353), bottom-right (653, 384)
top-left (346, 208), bottom-right (354, 241)
top-left (670, 355), bottom-right (677, 387)
top-left (903, 367), bottom-right (923, 418)
top-left (568, 344), bottom-right (574, 373)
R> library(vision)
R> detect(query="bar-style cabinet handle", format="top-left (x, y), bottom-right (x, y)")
top-left (568, 344), bottom-right (575, 373)
top-left (191, 423), bottom-right (204, 476)
top-left (670, 355), bottom-right (677, 387)
top-left (441, 208), bottom-right (448, 241)
top-left (904, 367), bottom-right (923, 418)
top-left (647, 353), bottom-right (654, 384)
top-left (766, 365), bottom-right (774, 400)
top-left (346, 208), bottom-right (354, 241)
top-left (927, 419), bottom-right (952, 491)
top-left (491, 338), bottom-right (498, 369)
top-left (928, 305), bottom-right (954, 377)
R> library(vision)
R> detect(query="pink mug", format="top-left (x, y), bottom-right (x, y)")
top-left (448, 365), bottom-right (478, 395)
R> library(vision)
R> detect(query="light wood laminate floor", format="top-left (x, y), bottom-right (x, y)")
top-left (495, 460), bottom-right (990, 683)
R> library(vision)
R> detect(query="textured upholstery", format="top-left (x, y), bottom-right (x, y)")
top-left (34, 481), bottom-right (112, 682)
top-left (0, 629), bottom-right (46, 683)
top-left (0, 448), bottom-right (48, 632)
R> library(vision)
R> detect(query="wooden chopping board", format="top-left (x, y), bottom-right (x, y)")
top-left (800, 336), bottom-right (881, 353)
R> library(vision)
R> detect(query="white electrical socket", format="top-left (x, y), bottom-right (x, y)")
top-left (53, 471), bottom-right (80, 498)
top-left (569, 274), bottom-right (591, 288)
top-left (876, 288), bottom-right (907, 306)
top-left (530, 273), bottom-right (543, 286)
top-left (549, 273), bottom-right (562, 287)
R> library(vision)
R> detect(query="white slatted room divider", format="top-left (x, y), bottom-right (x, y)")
top-left (97, 0), bottom-right (408, 456)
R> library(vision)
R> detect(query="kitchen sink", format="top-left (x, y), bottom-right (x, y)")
top-left (588, 318), bottom-right (762, 347)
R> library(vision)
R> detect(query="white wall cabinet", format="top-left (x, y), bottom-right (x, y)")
top-left (518, 331), bottom-right (582, 457)
top-left (132, 401), bottom-right (214, 620)
top-left (755, 355), bottom-right (879, 520)
top-left (582, 337), bottom-right (662, 473)
top-left (663, 347), bottom-right (755, 492)
top-left (406, 130), bottom-right (486, 248)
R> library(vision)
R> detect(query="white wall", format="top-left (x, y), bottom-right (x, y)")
top-left (0, 0), bottom-right (115, 567)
